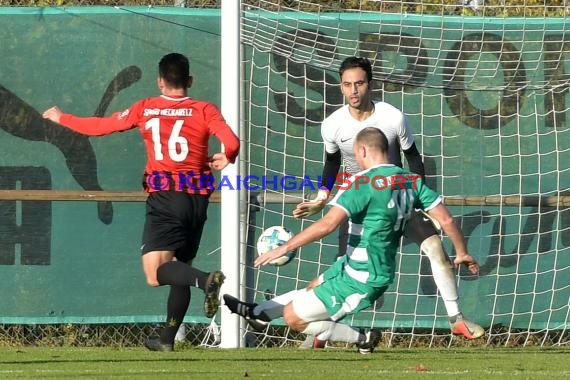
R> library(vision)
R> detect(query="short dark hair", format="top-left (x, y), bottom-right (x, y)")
top-left (339, 56), bottom-right (373, 82)
top-left (159, 53), bottom-right (190, 89)
top-left (355, 127), bottom-right (388, 153)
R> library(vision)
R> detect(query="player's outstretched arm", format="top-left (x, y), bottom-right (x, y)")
top-left (292, 188), bottom-right (330, 219)
top-left (403, 143), bottom-right (425, 178)
top-left (42, 106), bottom-right (63, 124)
top-left (293, 150), bottom-right (340, 219)
top-left (257, 206), bottom-right (347, 267)
top-left (427, 203), bottom-right (479, 275)
top-left (452, 253), bottom-right (480, 273)
top-left (43, 105), bottom-right (135, 136)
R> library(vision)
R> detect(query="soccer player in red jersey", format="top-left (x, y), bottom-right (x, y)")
top-left (43, 53), bottom-right (240, 351)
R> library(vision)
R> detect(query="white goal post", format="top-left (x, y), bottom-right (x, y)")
top-left (219, 0), bottom-right (243, 348)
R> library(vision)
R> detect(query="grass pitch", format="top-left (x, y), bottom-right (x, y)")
top-left (0, 346), bottom-right (568, 379)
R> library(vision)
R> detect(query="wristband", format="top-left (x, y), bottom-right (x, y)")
top-left (315, 188), bottom-right (330, 202)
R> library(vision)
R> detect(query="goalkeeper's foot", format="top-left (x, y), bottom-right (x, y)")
top-left (298, 334), bottom-right (326, 349)
top-left (204, 271), bottom-right (225, 318)
top-left (450, 314), bottom-right (485, 340)
top-left (223, 294), bottom-right (270, 331)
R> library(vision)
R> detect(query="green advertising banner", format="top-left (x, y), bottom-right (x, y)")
top-left (0, 7), bottom-right (225, 323)
top-left (242, 11), bottom-right (570, 330)
top-left (0, 7), bottom-right (568, 333)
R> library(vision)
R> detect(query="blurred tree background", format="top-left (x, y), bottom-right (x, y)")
top-left (0, 0), bottom-right (568, 17)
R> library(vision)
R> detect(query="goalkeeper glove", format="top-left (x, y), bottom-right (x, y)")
top-left (292, 188), bottom-right (330, 219)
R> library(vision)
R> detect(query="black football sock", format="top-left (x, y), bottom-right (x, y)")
top-left (160, 285), bottom-right (191, 344)
top-left (157, 261), bottom-right (209, 289)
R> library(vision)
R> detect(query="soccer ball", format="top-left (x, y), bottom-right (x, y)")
top-left (256, 226), bottom-right (297, 266)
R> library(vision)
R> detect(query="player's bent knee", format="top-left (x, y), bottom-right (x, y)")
top-left (141, 250), bottom-right (175, 287)
top-left (285, 317), bottom-right (306, 332)
top-left (421, 235), bottom-right (448, 262)
top-left (307, 277), bottom-right (321, 290)
top-left (283, 303), bottom-right (306, 332)
top-left (144, 271), bottom-right (160, 287)
top-left (143, 265), bottom-right (160, 287)
top-left (146, 277), bottom-right (160, 287)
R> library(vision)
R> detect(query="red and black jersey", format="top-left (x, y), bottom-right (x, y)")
top-left (59, 95), bottom-right (240, 195)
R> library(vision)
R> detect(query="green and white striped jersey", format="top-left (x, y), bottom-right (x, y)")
top-left (330, 163), bottom-right (441, 287)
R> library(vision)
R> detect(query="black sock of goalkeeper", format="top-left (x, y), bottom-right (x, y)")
top-left (160, 285), bottom-right (191, 344)
top-left (157, 261), bottom-right (209, 289)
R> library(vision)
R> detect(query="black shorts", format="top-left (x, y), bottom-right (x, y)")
top-left (141, 191), bottom-right (209, 263)
top-left (403, 209), bottom-right (439, 246)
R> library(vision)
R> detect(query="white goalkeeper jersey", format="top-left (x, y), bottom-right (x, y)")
top-left (321, 101), bottom-right (415, 175)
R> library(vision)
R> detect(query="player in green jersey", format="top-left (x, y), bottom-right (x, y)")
top-left (224, 127), bottom-right (480, 354)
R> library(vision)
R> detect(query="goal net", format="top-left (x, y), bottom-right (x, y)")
top-left (240, 0), bottom-right (570, 347)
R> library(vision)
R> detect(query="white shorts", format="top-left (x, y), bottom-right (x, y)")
top-left (291, 289), bottom-right (329, 323)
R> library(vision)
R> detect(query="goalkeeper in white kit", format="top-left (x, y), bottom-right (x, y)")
top-left (224, 127), bottom-right (481, 354)
top-left (292, 56), bottom-right (484, 346)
